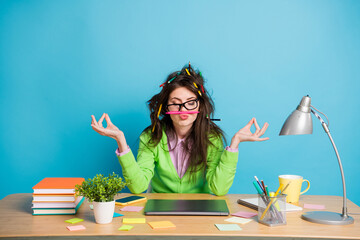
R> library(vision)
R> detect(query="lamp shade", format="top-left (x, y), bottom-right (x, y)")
top-left (279, 96), bottom-right (313, 135)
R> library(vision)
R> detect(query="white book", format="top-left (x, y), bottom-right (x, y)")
top-left (33, 189), bottom-right (75, 194)
top-left (32, 195), bottom-right (77, 202)
top-left (32, 196), bottom-right (83, 208)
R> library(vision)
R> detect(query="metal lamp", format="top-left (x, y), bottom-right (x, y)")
top-left (279, 95), bottom-right (354, 225)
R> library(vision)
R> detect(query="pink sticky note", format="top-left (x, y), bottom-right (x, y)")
top-left (231, 211), bottom-right (258, 218)
top-left (304, 204), bottom-right (326, 210)
top-left (120, 206), bottom-right (144, 212)
top-left (66, 225), bottom-right (86, 231)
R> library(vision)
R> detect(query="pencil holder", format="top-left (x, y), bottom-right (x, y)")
top-left (258, 194), bottom-right (286, 226)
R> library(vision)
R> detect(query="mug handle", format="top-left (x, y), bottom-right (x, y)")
top-left (300, 179), bottom-right (310, 195)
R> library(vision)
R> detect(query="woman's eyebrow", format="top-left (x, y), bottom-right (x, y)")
top-left (170, 97), bottom-right (196, 101)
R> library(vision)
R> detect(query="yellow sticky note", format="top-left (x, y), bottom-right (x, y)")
top-left (148, 221), bottom-right (176, 229)
top-left (65, 218), bottom-right (84, 224)
top-left (123, 218), bottom-right (146, 224)
top-left (118, 225), bottom-right (134, 231)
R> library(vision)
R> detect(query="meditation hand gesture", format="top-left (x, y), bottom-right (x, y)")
top-left (230, 117), bottom-right (269, 149)
top-left (91, 113), bottom-right (128, 151)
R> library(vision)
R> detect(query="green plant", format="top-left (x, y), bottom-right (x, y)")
top-left (75, 172), bottom-right (127, 202)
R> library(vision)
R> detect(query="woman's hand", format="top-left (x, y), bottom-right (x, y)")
top-left (230, 117), bottom-right (269, 149)
top-left (91, 113), bottom-right (128, 152)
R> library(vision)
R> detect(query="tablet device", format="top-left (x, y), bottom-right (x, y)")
top-left (144, 199), bottom-right (229, 216)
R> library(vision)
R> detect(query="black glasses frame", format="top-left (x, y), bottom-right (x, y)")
top-left (166, 98), bottom-right (199, 111)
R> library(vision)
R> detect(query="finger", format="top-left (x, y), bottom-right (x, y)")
top-left (105, 113), bottom-right (113, 126)
top-left (248, 136), bottom-right (270, 142)
top-left (91, 115), bottom-right (98, 127)
top-left (253, 118), bottom-right (261, 135)
top-left (245, 117), bottom-right (255, 127)
top-left (91, 124), bottom-right (106, 136)
top-left (98, 113), bottom-right (106, 127)
top-left (259, 122), bottom-right (269, 136)
top-left (257, 137), bottom-right (270, 141)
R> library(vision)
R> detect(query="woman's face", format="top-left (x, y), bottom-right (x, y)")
top-left (167, 87), bottom-right (199, 131)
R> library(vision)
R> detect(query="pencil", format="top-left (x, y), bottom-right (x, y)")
top-left (260, 184), bottom-right (283, 220)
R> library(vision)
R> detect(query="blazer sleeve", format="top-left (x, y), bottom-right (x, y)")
top-left (117, 132), bottom-right (156, 194)
top-left (206, 136), bottom-right (239, 196)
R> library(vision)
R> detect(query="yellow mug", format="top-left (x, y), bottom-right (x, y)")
top-left (279, 175), bottom-right (310, 203)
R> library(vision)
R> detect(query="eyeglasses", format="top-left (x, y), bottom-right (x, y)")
top-left (167, 99), bottom-right (199, 112)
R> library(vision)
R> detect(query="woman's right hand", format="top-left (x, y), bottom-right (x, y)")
top-left (91, 113), bottom-right (128, 151)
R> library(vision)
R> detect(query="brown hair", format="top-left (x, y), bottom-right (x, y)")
top-left (145, 64), bottom-right (225, 179)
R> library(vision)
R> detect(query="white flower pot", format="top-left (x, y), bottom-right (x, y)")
top-left (93, 200), bottom-right (115, 224)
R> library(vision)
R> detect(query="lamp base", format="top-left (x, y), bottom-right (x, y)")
top-left (301, 211), bottom-right (354, 225)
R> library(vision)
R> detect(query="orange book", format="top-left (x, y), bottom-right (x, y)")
top-left (32, 178), bottom-right (85, 194)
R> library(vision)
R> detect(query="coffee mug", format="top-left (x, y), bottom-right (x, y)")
top-left (278, 175), bottom-right (310, 203)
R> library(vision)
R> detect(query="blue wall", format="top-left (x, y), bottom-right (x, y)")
top-left (1, 1), bottom-right (359, 206)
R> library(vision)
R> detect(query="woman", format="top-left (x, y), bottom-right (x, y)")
top-left (91, 64), bottom-right (269, 196)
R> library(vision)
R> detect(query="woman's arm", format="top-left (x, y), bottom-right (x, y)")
top-left (206, 118), bottom-right (269, 196)
top-left (117, 133), bottom-right (155, 194)
top-left (91, 114), bottom-right (155, 194)
top-left (206, 136), bottom-right (238, 196)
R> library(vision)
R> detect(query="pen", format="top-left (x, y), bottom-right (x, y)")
top-left (281, 182), bottom-right (291, 194)
top-left (165, 111), bottom-right (200, 115)
top-left (253, 181), bottom-right (263, 194)
top-left (254, 176), bottom-right (264, 192)
top-left (261, 180), bottom-right (267, 195)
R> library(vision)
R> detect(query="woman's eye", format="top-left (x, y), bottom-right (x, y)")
top-left (188, 101), bottom-right (195, 106)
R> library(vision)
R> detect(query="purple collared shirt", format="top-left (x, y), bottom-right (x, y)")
top-left (115, 134), bottom-right (238, 179)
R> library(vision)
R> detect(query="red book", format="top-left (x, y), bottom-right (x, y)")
top-left (32, 177), bottom-right (85, 194)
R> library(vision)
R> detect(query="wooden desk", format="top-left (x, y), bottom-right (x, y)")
top-left (0, 193), bottom-right (359, 240)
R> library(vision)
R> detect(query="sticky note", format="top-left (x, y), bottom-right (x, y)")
top-left (123, 218), bottom-right (146, 224)
top-left (113, 212), bottom-right (124, 218)
top-left (118, 225), bottom-right (134, 231)
top-left (66, 225), bottom-right (86, 231)
top-left (215, 224), bottom-right (242, 231)
top-left (65, 218), bottom-right (84, 224)
top-left (120, 206), bottom-right (144, 212)
top-left (231, 211), bottom-right (257, 218)
top-left (304, 204), bottom-right (326, 210)
top-left (225, 217), bottom-right (252, 224)
top-left (148, 221), bottom-right (176, 229)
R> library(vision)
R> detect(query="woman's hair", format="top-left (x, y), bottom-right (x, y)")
top-left (145, 64), bottom-right (225, 179)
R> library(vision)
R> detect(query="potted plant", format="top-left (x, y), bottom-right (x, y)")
top-left (75, 172), bottom-right (127, 224)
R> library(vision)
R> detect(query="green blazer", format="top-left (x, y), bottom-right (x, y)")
top-left (117, 129), bottom-right (238, 196)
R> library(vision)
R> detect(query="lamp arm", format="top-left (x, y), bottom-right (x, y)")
top-left (311, 109), bottom-right (349, 217)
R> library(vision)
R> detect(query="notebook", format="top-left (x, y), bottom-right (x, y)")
top-left (144, 199), bottom-right (229, 216)
top-left (237, 198), bottom-right (303, 212)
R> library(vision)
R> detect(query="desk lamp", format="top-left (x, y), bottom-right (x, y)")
top-left (279, 95), bottom-right (354, 225)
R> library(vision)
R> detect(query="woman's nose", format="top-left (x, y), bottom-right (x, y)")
top-left (179, 104), bottom-right (186, 111)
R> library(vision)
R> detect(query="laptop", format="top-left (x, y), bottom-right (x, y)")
top-left (144, 199), bottom-right (229, 216)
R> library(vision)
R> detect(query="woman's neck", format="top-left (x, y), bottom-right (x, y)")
top-left (173, 125), bottom-right (192, 139)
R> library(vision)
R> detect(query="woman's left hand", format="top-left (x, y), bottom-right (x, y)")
top-left (230, 117), bottom-right (269, 149)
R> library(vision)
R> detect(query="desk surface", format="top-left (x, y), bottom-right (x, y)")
top-left (0, 193), bottom-right (359, 240)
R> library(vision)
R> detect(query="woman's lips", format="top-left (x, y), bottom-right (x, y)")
top-left (179, 114), bottom-right (189, 120)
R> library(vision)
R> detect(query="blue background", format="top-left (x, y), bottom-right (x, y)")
top-left (1, 1), bottom-right (359, 207)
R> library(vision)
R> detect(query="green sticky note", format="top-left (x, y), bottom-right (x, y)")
top-left (215, 224), bottom-right (242, 231)
top-left (118, 225), bottom-right (134, 231)
top-left (65, 218), bottom-right (84, 224)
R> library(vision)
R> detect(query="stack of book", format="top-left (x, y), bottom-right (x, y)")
top-left (32, 177), bottom-right (85, 215)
